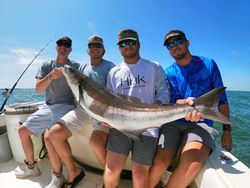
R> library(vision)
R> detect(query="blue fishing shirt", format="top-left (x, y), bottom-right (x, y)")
top-left (165, 56), bottom-right (228, 126)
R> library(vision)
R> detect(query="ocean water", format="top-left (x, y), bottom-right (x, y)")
top-left (213, 90), bottom-right (250, 167)
top-left (0, 88), bottom-right (250, 167)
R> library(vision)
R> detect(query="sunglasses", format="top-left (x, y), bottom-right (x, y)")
top-left (88, 43), bottom-right (103, 49)
top-left (165, 38), bottom-right (186, 50)
top-left (57, 43), bottom-right (71, 48)
top-left (118, 40), bottom-right (137, 48)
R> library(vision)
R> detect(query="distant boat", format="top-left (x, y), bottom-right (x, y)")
top-left (0, 102), bottom-right (249, 188)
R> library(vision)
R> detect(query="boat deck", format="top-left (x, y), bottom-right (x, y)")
top-left (0, 157), bottom-right (132, 188)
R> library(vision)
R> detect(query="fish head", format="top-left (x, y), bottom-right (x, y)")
top-left (63, 65), bottom-right (87, 102)
top-left (63, 65), bottom-right (84, 84)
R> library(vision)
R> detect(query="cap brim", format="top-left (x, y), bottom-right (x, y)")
top-left (57, 40), bottom-right (71, 45)
top-left (163, 33), bottom-right (182, 46)
top-left (117, 37), bottom-right (137, 44)
top-left (88, 41), bottom-right (103, 45)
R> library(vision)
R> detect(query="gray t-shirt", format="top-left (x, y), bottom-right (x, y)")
top-left (36, 60), bottom-right (80, 105)
top-left (78, 59), bottom-right (115, 86)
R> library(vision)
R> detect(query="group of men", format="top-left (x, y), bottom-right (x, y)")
top-left (15, 28), bottom-right (232, 188)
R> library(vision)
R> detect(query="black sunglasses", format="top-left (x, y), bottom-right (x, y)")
top-left (165, 38), bottom-right (186, 50)
top-left (57, 42), bottom-right (71, 48)
top-left (118, 40), bottom-right (137, 48)
top-left (88, 43), bottom-right (103, 49)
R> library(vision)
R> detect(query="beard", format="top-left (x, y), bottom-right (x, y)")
top-left (121, 48), bottom-right (139, 59)
top-left (173, 52), bottom-right (187, 60)
top-left (91, 53), bottom-right (103, 59)
top-left (58, 48), bottom-right (70, 57)
top-left (171, 48), bottom-right (189, 60)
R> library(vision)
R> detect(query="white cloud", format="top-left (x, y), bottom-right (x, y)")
top-left (0, 47), bottom-right (52, 88)
top-left (9, 48), bottom-right (46, 65)
top-left (88, 21), bottom-right (98, 35)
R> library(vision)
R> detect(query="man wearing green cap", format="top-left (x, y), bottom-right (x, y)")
top-left (103, 29), bottom-right (170, 188)
top-left (44, 35), bottom-right (115, 188)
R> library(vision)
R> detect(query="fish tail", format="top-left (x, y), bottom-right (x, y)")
top-left (194, 87), bottom-right (231, 125)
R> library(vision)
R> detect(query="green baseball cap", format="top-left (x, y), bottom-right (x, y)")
top-left (117, 29), bottom-right (138, 44)
top-left (88, 35), bottom-right (104, 46)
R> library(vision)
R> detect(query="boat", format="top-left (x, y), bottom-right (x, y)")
top-left (0, 102), bottom-right (249, 188)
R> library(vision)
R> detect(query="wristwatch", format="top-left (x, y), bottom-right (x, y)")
top-left (223, 124), bottom-right (231, 132)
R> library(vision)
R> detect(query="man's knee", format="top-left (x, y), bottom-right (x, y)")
top-left (90, 131), bottom-right (108, 148)
top-left (49, 123), bottom-right (71, 141)
top-left (178, 147), bottom-right (210, 173)
top-left (104, 165), bottom-right (121, 179)
top-left (43, 131), bottom-right (51, 145)
top-left (153, 149), bottom-right (175, 169)
top-left (133, 167), bottom-right (148, 180)
top-left (18, 126), bottom-right (32, 138)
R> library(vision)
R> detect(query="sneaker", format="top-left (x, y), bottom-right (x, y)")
top-left (15, 161), bottom-right (41, 179)
top-left (45, 172), bottom-right (65, 188)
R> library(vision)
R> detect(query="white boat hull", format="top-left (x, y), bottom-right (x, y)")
top-left (68, 120), bottom-right (132, 171)
top-left (190, 144), bottom-right (250, 188)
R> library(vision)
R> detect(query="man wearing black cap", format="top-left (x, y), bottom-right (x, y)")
top-left (149, 30), bottom-right (232, 188)
top-left (44, 35), bottom-right (115, 188)
top-left (15, 36), bottom-right (79, 188)
top-left (103, 29), bottom-right (170, 188)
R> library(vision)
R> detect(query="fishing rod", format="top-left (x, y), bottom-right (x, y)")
top-left (0, 39), bottom-right (53, 114)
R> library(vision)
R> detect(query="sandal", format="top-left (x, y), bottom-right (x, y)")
top-left (63, 170), bottom-right (85, 188)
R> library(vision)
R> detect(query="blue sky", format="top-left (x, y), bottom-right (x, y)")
top-left (0, 0), bottom-right (250, 91)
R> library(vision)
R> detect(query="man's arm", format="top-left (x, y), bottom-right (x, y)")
top-left (219, 104), bottom-right (232, 151)
top-left (210, 60), bottom-right (232, 151)
top-left (36, 68), bottom-right (64, 93)
top-left (154, 63), bottom-right (170, 104)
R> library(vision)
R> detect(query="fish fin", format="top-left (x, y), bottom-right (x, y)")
top-left (202, 109), bottom-right (231, 125)
top-left (120, 130), bottom-right (144, 141)
top-left (194, 87), bottom-right (231, 125)
top-left (77, 83), bottom-right (83, 105)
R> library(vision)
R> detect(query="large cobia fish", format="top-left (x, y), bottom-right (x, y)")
top-left (63, 65), bottom-right (230, 137)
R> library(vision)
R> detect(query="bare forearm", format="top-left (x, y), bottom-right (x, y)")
top-left (219, 104), bottom-right (231, 128)
top-left (219, 104), bottom-right (232, 151)
top-left (35, 74), bottom-right (52, 93)
top-left (219, 104), bottom-right (230, 119)
top-left (35, 68), bottom-right (64, 93)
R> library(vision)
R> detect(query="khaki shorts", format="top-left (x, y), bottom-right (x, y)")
top-left (24, 103), bottom-right (74, 136)
top-left (59, 105), bottom-right (109, 133)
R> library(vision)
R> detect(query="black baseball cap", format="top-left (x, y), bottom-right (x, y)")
top-left (163, 30), bottom-right (186, 46)
top-left (56, 36), bottom-right (72, 47)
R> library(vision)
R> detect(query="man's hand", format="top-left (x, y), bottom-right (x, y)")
top-left (183, 97), bottom-right (202, 122)
top-left (185, 110), bottom-right (202, 122)
top-left (48, 67), bottom-right (64, 80)
top-left (99, 122), bottom-right (113, 128)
